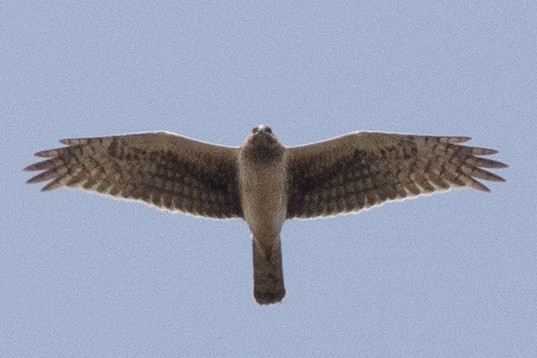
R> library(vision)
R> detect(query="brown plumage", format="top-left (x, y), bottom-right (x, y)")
top-left (25, 125), bottom-right (507, 304)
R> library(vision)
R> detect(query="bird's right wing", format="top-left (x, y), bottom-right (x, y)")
top-left (25, 132), bottom-right (243, 219)
top-left (286, 131), bottom-right (507, 219)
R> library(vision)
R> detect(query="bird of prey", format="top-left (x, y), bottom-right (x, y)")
top-left (25, 125), bottom-right (507, 304)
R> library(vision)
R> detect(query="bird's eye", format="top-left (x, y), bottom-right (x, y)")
top-left (265, 127), bottom-right (272, 134)
top-left (252, 127), bottom-right (258, 134)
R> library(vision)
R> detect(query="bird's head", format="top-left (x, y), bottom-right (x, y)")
top-left (241, 124), bottom-right (284, 163)
top-left (250, 124), bottom-right (278, 144)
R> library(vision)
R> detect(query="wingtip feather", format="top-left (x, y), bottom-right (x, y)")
top-left (41, 178), bottom-right (64, 191)
top-left (473, 147), bottom-right (499, 155)
top-left (26, 172), bottom-right (49, 184)
top-left (23, 163), bottom-right (37, 172)
top-left (34, 149), bottom-right (59, 158)
top-left (486, 172), bottom-right (506, 182)
top-left (60, 138), bottom-right (88, 145)
top-left (443, 136), bottom-right (471, 144)
top-left (469, 179), bottom-right (491, 192)
top-left (59, 139), bottom-right (73, 145)
top-left (23, 161), bottom-right (50, 171)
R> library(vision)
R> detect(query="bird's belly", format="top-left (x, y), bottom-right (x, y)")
top-left (240, 166), bottom-right (288, 236)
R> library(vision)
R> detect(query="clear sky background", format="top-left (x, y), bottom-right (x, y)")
top-left (2, 2), bottom-right (536, 357)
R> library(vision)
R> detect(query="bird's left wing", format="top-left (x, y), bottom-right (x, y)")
top-left (25, 132), bottom-right (243, 218)
top-left (286, 131), bottom-right (507, 219)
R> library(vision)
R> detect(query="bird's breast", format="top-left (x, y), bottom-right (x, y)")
top-left (238, 158), bottom-right (288, 236)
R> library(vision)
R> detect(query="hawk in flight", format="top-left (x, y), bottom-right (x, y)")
top-left (25, 125), bottom-right (507, 304)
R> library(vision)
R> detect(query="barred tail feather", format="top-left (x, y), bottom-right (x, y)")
top-left (252, 237), bottom-right (286, 304)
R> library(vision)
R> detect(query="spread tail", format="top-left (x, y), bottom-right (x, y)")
top-left (252, 237), bottom-right (286, 304)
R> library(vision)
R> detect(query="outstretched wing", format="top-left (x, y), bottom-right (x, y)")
top-left (286, 132), bottom-right (507, 218)
top-left (25, 132), bottom-right (243, 218)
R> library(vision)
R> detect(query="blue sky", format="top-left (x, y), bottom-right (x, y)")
top-left (2, 2), bottom-right (536, 357)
